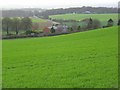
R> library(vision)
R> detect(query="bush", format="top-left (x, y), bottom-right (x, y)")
top-left (77, 25), bottom-right (81, 31)
top-left (67, 27), bottom-right (73, 32)
top-left (93, 19), bottom-right (101, 29)
top-left (82, 18), bottom-right (101, 30)
top-left (25, 30), bottom-right (39, 35)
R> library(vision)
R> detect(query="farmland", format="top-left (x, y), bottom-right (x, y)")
top-left (50, 14), bottom-right (118, 22)
top-left (50, 14), bottom-right (118, 26)
top-left (31, 18), bottom-right (47, 23)
top-left (2, 26), bottom-right (118, 88)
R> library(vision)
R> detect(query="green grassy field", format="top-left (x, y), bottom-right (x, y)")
top-left (50, 14), bottom-right (118, 26)
top-left (2, 26), bottom-right (118, 88)
top-left (50, 14), bottom-right (118, 21)
top-left (31, 18), bottom-right (47, 23)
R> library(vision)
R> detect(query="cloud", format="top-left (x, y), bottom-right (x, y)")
top-left (0, 0), bottom-right (119, 9)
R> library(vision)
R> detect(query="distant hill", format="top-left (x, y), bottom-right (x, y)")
top-left (38, 7), bottom-right (118, 18)
top-left (2, 7), bottom-right (118, 17)
top-left (2, 8), bottom-right (45, 17)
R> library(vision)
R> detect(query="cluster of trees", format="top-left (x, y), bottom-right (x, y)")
top-left (2, 17), bottom-right (32, 35)
top-left (39, 7), bottom-right (118, 18)
top-left (67, 26), bottom-right (80, 32)
top-left (67, 18), bottom-right (101, 32)
top-left (85, 18), bottom-right (101, 30)
top-left (67, 18), bottom-right (117, 32)
top-left (2, 7), bottom-right (118, 18)
top-left (2, 8), bottom-right (44, 17)
top-left (2, 16), bottom-right (119, 38)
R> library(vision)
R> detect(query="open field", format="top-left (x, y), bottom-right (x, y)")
top-left (50, 14), bottom-right (118, 26)
top-left (2, 26), bottom-right (118, 88)
top-left (50, 14), bottom-right (118, 22)
top-left (31, 18), bottom-right (47, 23)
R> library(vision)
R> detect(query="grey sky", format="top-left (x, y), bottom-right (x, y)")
top-left (0, 0), bottom-right (119, 9)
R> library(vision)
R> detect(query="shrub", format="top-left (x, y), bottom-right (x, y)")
top-left (77, 25), bottom-right (81, 31)
top-left (25, 30), bottom-right (39, 35)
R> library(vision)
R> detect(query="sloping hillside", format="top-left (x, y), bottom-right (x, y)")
top-left (50, 14), bottom-right (118, 22)
top-left (50, 14), bottom-right (118, 26)
top-left (2, 26), bottom-right (118, 88)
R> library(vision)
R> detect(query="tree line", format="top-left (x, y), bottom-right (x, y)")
top-left (2, 7), bottom-right (118, 18)
top-left (2, 17), bottom-right (32, 35)
top-left (39, 7), bottom-right (118, 19)
top-left (2, 17), bottom-right (120, 37)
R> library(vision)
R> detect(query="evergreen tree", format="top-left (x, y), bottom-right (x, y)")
top-left (107, 19), bottom-right (114, 27)
top-left (51, 26), bottom-right (55, 33)
top-left (77, 25), bottom-right (81, 31)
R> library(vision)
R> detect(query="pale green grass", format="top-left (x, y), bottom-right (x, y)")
top-left (2, 26), bottom-right (118, 88)
top-left (31, 18), bottom-right (47, 23)
top-left (50, 14), bottom-right (118, 21)
top-left (50, 14), bottom-right (118, 26)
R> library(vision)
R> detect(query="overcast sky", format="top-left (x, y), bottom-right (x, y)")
top-left (0, 0), bottom-right (119, 9)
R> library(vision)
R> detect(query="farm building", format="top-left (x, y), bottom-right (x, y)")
top-left (83, 11), bottom-right (91, 14)
top-left (53, 24), bottom-right (68, 34)
top-left (55, 25), bottom-right (63, 34)
top-left (43, 24), bottom-right (69, 35)
top-left (39, 20), bottom-right (60, 30)
top-left (62, 25), bottom-right (68, 33)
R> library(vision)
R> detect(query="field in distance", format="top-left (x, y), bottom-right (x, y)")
top-left (2, 26), bottom-right (118, 88)
top-left (50, 14), bottom-right (118, 22)
top-left (31, 18), bottom-right (47, 23)
top-left (50, 14), bottom-right (118, 25)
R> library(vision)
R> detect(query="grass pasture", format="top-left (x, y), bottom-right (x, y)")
top-left (50, 14), bottom-right (118, 22)
top-left (50, 14), bottom-right (118, 26)
top-left (2, 26), bottom-right (118, 88)
top-left (31, 18), bottom-right (47, 23)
